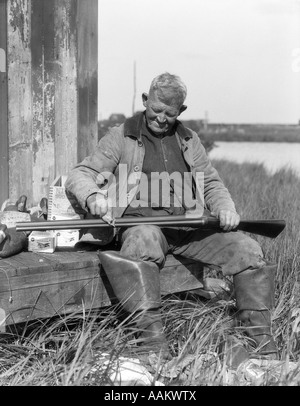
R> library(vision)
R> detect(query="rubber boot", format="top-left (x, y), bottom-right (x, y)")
top-left (233, 263), bottom-right (278, 357)
top-left (98, 250), bottom-right (171, 359)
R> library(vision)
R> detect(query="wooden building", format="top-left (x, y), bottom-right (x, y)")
top-left (0, 0), bottom-right (98, 207)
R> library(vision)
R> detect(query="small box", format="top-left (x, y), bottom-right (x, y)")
top-left (28, 231), bottom-right (57, 253)
top-left (55, 230), bottom-right (79, 247)
top-left (48, 175), bottom-right (80, 247)
top-left (48, 175), bottom-right (81, 221)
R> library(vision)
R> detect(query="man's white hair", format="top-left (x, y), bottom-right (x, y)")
top-left (150, 72), bottom-right (187, 106)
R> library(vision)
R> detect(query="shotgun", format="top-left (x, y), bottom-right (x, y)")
top-left (15, 215), bottom-right (286, 239)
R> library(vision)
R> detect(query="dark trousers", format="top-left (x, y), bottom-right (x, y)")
top-left (118, 225), bottom-right (265, 276)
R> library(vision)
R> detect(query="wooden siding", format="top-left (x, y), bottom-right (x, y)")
top-left (7, 0), bottom-right (33, 202)
top-left (0, 0), bottom-right (9, 205)
top-left (3, 0), bottom-right (98, 207)
top-left (77, 0), bottom-right (98, 163)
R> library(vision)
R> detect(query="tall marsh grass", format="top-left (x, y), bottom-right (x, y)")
top-left (213, 160), bottom-right (300, 367)
top-left (0, 160), bottom-right (300, 386)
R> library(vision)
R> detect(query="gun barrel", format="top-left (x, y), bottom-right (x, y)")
top-left (15, 216), bottom-right (286, 238)
top-left (16, 215), bottom-right (207, 231)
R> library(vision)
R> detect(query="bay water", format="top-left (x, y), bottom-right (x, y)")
top-left (209, 142), bottom-right (300, 177)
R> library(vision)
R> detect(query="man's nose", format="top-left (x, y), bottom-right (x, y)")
top-left (157, 113), bottom-right (167, 123)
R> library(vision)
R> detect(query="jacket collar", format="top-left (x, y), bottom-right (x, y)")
top-left (123, 111), bottom-right (193, 141)
top-left (124, 112), bottom-right (144, 139)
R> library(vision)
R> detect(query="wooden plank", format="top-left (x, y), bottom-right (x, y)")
top-left (38, 250), bottom-right (101, 271)
top-left (31, 0), bottom-right (56, 203)
top-left (7, 0), bottom-right (33, 203)
top-left (0, 265), bottom-right (99, 293)
top-left (0, 0), bottom-right (9, 207)
top-left (53, 0), bottom-right (78, 179)
top-left (77, 0), bottom-right (98, 162)
top-left (0, 276), bottom-right (110, 328)
top-left (0, 252), bottom-right (59, 277)
top-left (0, 250), bottom-right (100, 281)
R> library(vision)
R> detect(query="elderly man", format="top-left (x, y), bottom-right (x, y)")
top-left (65, 72), bottom-right (277, 360)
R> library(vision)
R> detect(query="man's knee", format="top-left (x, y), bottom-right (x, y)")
top-left (222, 232), bottom-right (265, 275)
top-left (120, 225), bottom-right (168, 267)
top-left (233, 232), bottom-right (262, 252)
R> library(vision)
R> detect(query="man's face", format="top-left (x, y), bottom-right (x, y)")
top-left (142, 90), bottom-right (186, 136)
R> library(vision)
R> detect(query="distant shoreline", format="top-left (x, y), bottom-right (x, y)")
top-left (98, 117), bottom-right (300, 143)
top-left (182, 121), bottom-right (300, 143)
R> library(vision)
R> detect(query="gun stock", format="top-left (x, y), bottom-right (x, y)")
top-left (15, 216), bottom-right (286, 239)
top-left (202, 217), bottom-right (286, 239)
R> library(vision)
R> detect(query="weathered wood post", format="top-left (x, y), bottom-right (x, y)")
top-left (0, 0), bottom-right (98, 207)
top-left (0, 0), bottom-right (9, 206)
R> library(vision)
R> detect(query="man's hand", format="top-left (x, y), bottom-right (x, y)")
top-left (211, 210), bottom-right (240, 232)
top-left (86, 193), bottom-right (114, 225)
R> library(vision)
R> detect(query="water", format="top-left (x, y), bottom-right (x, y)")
top-left (209, 142), bottom-right (300, 177)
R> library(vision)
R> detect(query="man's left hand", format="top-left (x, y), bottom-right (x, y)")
top-left (211, 210), bottom-right (240, 232)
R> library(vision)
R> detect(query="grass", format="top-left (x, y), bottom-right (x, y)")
top-left (212, 160), bottom-right (300, 369)
top-left (1, 160), bottom-right (300, 386)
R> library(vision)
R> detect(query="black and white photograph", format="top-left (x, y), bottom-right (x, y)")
top-left (0, 0), bottom-right (299, 388)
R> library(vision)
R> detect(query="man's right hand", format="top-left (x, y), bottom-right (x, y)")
top-left (86, 193), bottom-right (114, 225)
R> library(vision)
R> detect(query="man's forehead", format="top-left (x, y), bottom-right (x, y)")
top-left (149, 88), bottom-right (182, 109)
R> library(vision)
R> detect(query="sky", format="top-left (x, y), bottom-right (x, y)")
top-left (98, 0), bottom-right (300, 124)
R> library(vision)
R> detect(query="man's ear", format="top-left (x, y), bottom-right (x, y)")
top-left (142, 93), bottom-right (148, 108)
top-left (178, 104), bottom-right (187, 116)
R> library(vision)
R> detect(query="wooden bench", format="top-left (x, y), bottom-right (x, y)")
top-left (0, 247), bottom-right (207, 331)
